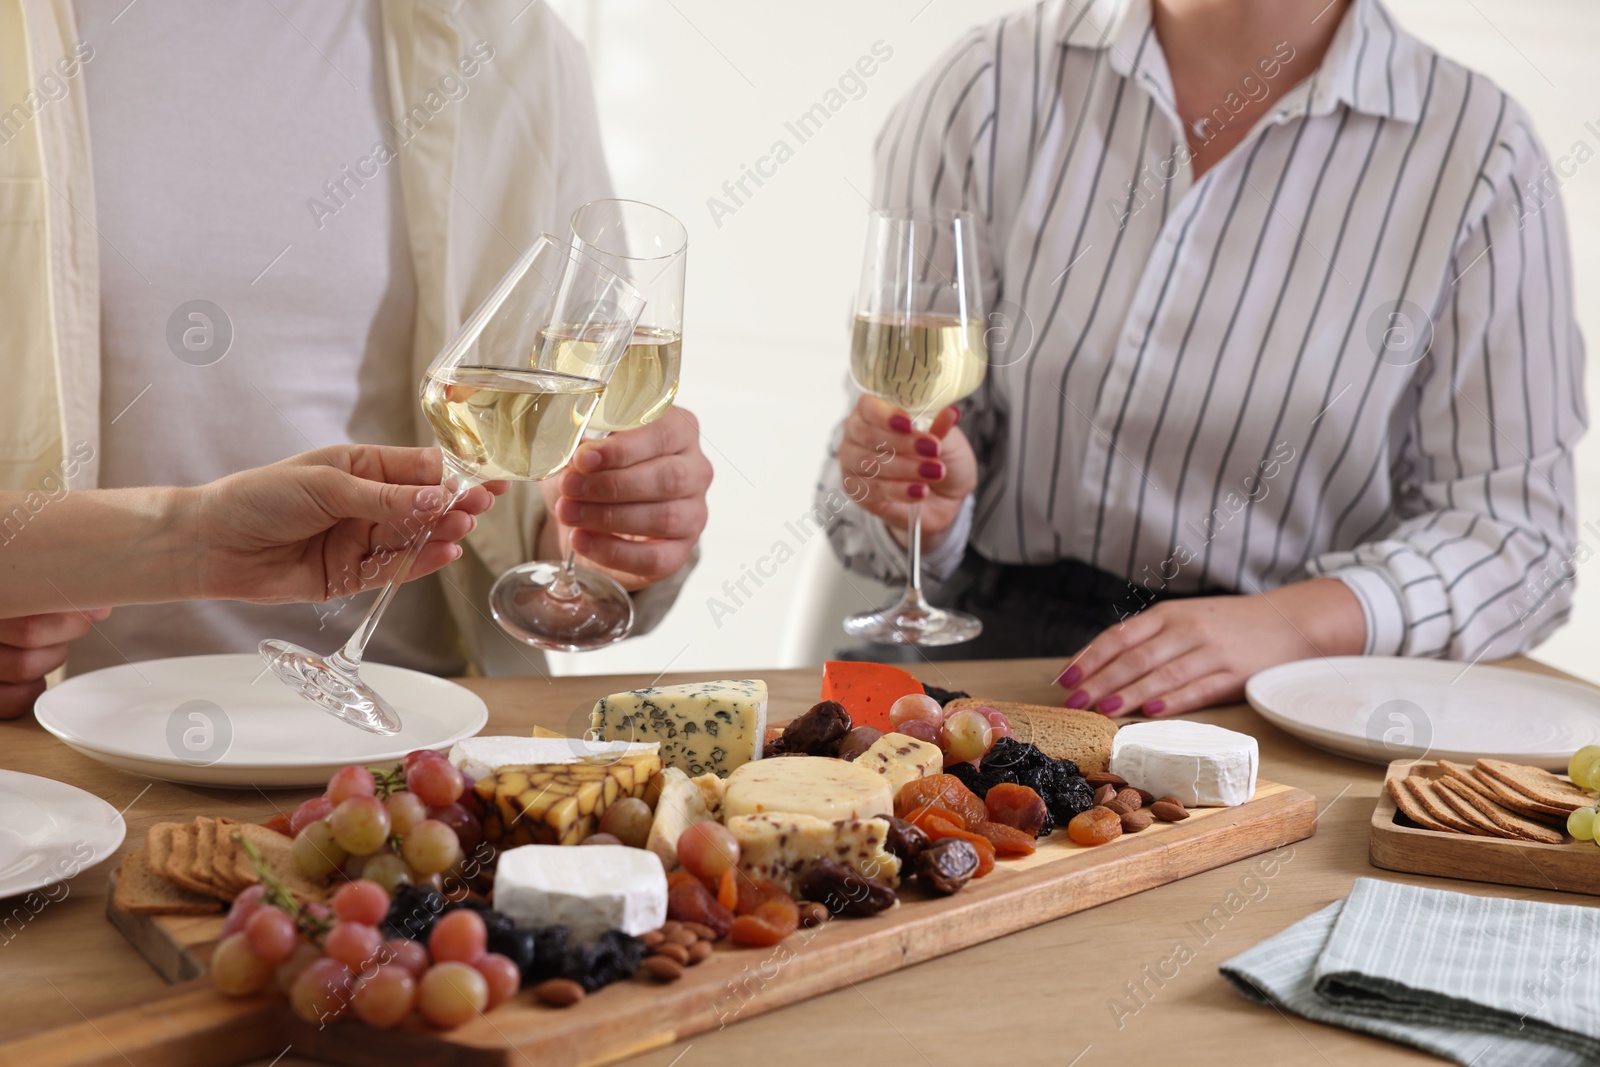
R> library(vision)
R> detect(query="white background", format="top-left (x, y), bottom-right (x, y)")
top-left (539, 0), bottom-right (1600, 683)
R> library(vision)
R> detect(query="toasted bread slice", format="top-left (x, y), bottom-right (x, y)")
top-left (1407, 777), bottom-right (1482, 834)
top-left (1437, 776), bottom-right (1564, 843)
top-left (1387, 776), bottom-right (1454, 832)
top-left (1476, 759), bottom-right (1592, 813)
top-left (1432, 778), bottom-right (1520, 838)
top-left (228, 823), bottom-right (328, 902)
top-left (113, 850), bottom-right (223, 916)
top-left (160, 823), bottom-right (223, 898)
top-left (944, 699), bottom-right (1118, 774)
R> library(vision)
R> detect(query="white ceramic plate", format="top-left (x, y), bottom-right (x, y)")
top-left (1245, 656), bottom-right (1600, 769)
top-left (0, 770), bottom-right (125, 899)
top-left (36, 654), bottom-right (489, 788)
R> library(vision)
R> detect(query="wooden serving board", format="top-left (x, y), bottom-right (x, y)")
top-left (1369, 758), bottom-right (1598, 895)
top-left (14, 780), bottom-right (1314, 1067)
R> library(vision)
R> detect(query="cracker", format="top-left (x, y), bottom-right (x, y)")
top-left (145, 821), bottom-right (182, 879)
top-left (228, 823), bottom-right (327, 902)
top-left (1476, 759), bottom-right (1592, 812)
top-left (1470, 771), bottom-right (1570, 821)
top-left (1407, 777), bottom-right (1483, 835)
top-left (1438, 776), bottom-right (1564, 843)
top-left (162, 823), bottom-right (224, 897)
top-left (1388, 776), bottom-right (1455, 832)
top-left (210, 817), bottom-right (249, 894)
top-left (113, 850), bottom-right (223, 916)
top-left (1432, 778), bottom-right (1521, 838)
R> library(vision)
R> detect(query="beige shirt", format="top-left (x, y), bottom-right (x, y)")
top-left (0, 0), bottom-right (690, 673)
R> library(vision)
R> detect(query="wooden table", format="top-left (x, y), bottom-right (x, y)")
top-left (0, 656), bottom-right (1579, 1066)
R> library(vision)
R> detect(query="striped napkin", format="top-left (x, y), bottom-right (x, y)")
top-left (1220, 878), bottom-right (1600, 1067)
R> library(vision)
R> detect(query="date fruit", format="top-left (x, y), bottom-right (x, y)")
top-left (798, 859), bottom-right (897, 917)
top-left (913, 838), bottom-right (980, 895)
top-left (883, 816), bottom-right (929, 862)
top-left (782, 701), bottom-right (852, 756)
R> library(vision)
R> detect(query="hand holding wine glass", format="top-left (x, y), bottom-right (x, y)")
top-left (834, 395), bottom-right (975, 547)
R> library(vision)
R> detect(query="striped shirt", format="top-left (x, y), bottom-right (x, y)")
top-left (820, 0), bottom-right (1585, 662)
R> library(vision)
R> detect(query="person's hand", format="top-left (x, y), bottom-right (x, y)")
top-left (0, 610), bottom-right (110, 720)
top-left (837, 396), bottom-right (975, 547)
top-left (191, 445), bottom-right (505, 604)
top-left (542, 406), bottom-right (713, 591)
top-left (1057, 578), bottom-right (1367, 718)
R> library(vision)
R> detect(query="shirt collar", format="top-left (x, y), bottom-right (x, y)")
top-left (1061, 0), bottom-right (1430, 125)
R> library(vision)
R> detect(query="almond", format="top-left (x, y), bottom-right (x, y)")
top-left (1135, 788), bottom-right (1156, 806)
top-left (532, 978), bottom-right (586, 1007)
top-left (653, 941), bottom-right (691, 965)
top-left (798, 901), bottom-right (831, 929)
top-left (1150, 800), bottom-right (1189, 822)
top-left (1084, 771), bottom-right (1127, 789)
top-left (1120, 809), bottom-right (1154, 833)
top-left (686, 940), bottom-right (714, 965)
top-left (682, 922), bottom-right (718, 941)
top-left (1114, 787), bottom-right (1143, 811)
top-left (642, 955), bottom-right (686, 982)
top-left (639, 929), bottom-right (665, 947)
top-left (1104, 799), bottom-right (1131, 816)
top-left (1156, 795), bottom-right (1183, 807)
top-left (1093, 783), bottom-right (1118, 806)
top-left (667, 926), bottom-right (699, 947)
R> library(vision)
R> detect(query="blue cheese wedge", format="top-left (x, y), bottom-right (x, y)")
top-left (493, 844), bottom-right (667, 941)
top-left (589, 680), bottom-right (767, 777)
top-left (448, 736), bottom-right (658, 781)
top-left (728, 813), bottom-right (901, 893)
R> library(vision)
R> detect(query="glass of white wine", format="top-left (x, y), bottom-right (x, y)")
top-left (259, 235), bottom-right (644, 734)
top-left (490, 199), bottom-right (688, 653)
top-left (844, 208), bottom-right (987, 646)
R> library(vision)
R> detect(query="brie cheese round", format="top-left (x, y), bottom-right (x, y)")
top-left (1108, 721), bottom-right (1259, 807)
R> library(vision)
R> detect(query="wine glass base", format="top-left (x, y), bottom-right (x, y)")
top-left (258, 639), bottom-right (403, 736)
top-left (490, 562), bottom-right (635, 653)
top-left (843, 599), bottom-right (983, 647)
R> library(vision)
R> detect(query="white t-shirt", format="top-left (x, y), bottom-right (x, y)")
top-left (71, 1), bottom-right (463, 676)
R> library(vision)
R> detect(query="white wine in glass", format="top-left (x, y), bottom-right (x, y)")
top-left (843, 208), bottom-right (988, 647)
top-left (259, 235), bottom-right (643, 735)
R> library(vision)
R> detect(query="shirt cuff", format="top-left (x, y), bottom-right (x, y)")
top-left (862, 495), bottom-right (974, 585)
top-left (1330, 565), bottom-right (1406, 657)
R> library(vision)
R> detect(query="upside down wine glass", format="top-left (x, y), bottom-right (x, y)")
top-left (260, 235), bottom-right (644, 734)
top-left (490, 199), bottom-right (688, 652)
top-left (843, 208), bottom-right (987, 646)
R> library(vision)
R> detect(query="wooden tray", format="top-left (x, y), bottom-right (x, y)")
top-left (9, 780), bottom-right (1314, 1067)
top-left (1369, 758), bottom-right (1597, 895)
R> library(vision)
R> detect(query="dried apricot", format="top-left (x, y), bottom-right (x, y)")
top-left (735, 877), bottom-right (790, 916)
top-left (716, 867), bottom-right (738, 911)
top-left (915, 816), bottom-right (996, 876)
top-left (1066, 806), bottom-right (1123, 846)
top-left (895, 775), bottom-right (987, 827)
top-left (984, 783), bottom-right (1048, 836)
top-left (667, 877), bottom-right (735, 938)
top-left (729, 891), bottom-right (799, 946)
top-left (906, 806), bottom-right (968, 834)
top-left (970, 820), bottom-right (1036, 857)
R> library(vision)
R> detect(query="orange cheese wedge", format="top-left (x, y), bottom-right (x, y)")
top-left (820, 660), bottom-right (925, 732)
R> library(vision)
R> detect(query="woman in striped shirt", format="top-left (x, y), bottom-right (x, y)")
top-left (821, 0), bottom-right (1584, 717)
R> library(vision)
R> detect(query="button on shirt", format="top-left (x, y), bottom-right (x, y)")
top-left (820, 0), bottom-right (1585, 662)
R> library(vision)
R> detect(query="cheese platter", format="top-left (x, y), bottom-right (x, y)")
top-left (11, 663), bottom-right (1318, 1067)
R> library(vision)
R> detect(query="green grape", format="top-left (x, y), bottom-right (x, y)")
top-left (1567, 807), bottom-right (1595, 842)
top-left (1568, 745), bottom-right (1600, 789)
top-left (293, 819), bottom-right (348, 879)
top-left (330, 795), bottom-right (391, 855)
top-left (362, 853), bottom-right (413, 895)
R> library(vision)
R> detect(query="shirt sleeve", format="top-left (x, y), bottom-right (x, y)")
top-left (1304, 112), bottom-right (1586, 661)
top-left (818, 24), bottom-right (1004, 586)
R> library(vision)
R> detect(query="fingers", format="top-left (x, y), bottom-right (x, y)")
top-left (0, 680), bottom-right (47, 720)
top-left (1092, 648), bottom-right (1217, 718)
top-left (0, 642), bottom-right (70, 685)
top-left (571, 407), bottom-right (700, 474)
top-left (555, 496), bottom-right (707, 540)
top-left (559, 454), bottom-right (711, 506)
top-left (285, 444), bottom-right (447, 488)
top-left (406, 541), bottom-right (466, 581)
top-left (569, 530), bottom-right (690, 582)
top-left (1057, 609), bottom-right (1168, 708)
top-left (0, 610), bottom-right (106, 648)
top-left (1066, 627), bottom-right (1204, 715)
top-left (1137, 671), bottom-right (1241, 718)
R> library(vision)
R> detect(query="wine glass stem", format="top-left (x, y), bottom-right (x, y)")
top-left (329, 476), bottom-right (474, 674)
top-left (902, 499), bottom-right (930, 611)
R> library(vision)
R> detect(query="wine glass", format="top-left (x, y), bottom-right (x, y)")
top-left (489, 199), bottom-right (688, 653)
top-left (843, 208), bottom-right (987, 646)
top-left (260, 235), bottom-right (645, 734)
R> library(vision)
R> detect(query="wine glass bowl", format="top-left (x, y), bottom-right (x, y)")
top-left (259, 236), bottom-right (644, 733)
top-left (843, 208), bottom-right (987, 647)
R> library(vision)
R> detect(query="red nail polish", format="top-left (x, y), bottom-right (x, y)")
top-left (1065, 689), bottom-right (1089, 709)
top-left (1144, 699), bottom-right (1166, 716)
top-left (1098, 695), bottom-right (1123, 714)
top-left (918, 461), bottom-right (944, 480)
top-left (1056, 665), bottom-right (1081, 688)
top-left (889, 415), bottom-right (912, 433)
top-left (950, 405), bottom-right (962, 425)
top-left (915, 438), bottom-right (939, 457)
top-left (907, 483), bottom-right (928, 500)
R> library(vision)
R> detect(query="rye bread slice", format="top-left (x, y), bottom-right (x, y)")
top-left (1476, 759), bottom-right (1593, 812)
top-left (1438, 776), bottom-right (1565, 843)
top-left (113, 850), bottom-right (223, 916)
top-left (944, 699), bottom-right (1118, 774)
top-left (1437, 760), bottom-right (1567, 821)
top-left (161, 823), bottom-right (224, 898)
top-left (1407, 777), bottom-right (1484, 835)
top-left (228, 823), bottom-right (328, 902)
top-left (145, 821), bottom-right (182, 879)
top-left (1433, 778), bottom-right (1521, 838)
top-left (1387, 776), bottom-right (1455, 832)
top-left (191, 816), bottom-right (243, 899)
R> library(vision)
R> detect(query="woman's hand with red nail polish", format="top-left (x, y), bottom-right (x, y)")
top-left (834, 395), bottom-right (976, 549)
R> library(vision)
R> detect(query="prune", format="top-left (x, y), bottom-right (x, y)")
top-left (782, 701), bottom-right (852, 756)
top-left (921, 684), bottom-right (970, 706)
top-left (984, 783), bottom-right (1049, 837)
top-left (1046, 777), bottom-right (1096, 824)
top-left (487, 926), bottom-right (538, 976)
top-left (560, 929), bottom-right (646, 991)
top-left (947, 760), bottom-right (1016, 799)
top-left (798, 859), bottom-right (896, 917)
top-left (524, 926), bottom-right (571, 983)
top-left (913, 838), bottom-right (980, 894)
top-left (883, 816), bottom-right (929, 862)
top-left (382, 884), bottom-right (446, 940)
